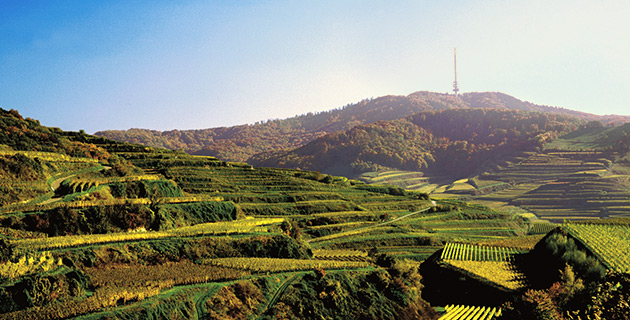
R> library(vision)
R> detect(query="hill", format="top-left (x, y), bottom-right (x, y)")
top-left (0, 107), bottom-right (525, 319)
top-left (420, 219), bottom-right (630, 319)
top-left (250, 108), bottom-right (586, 179)
top-left (251, 107), bottom-right (630, 222)
top-left (95, 91), bottom-right (628, 162)
top-left (3, 108), bottom-right (630, 318)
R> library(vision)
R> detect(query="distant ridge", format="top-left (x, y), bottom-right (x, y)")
top-left (95, 91), bottom-right (630, 162)
top-left (248, 108), bottom-right (587, 179)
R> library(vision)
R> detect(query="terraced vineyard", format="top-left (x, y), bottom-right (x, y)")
top-left (5, 108), bottom-right (629, 318)
top-left (481, 152), bottom-right (608, 183)
top-left (312, 249), bottom-right (369, 261)
top-left (439, 243), bottom-right (526, 291)
top-left (0, 127), bottom-right (535, 319)
top-left (564, 222), bottom-right (630, 273)
top-left (203, 257), bottom-right (371, 272)
top-left (12, 217), bottom-right (285, 251)
top-left (358, 144), bottom-right (630, 223)
top-left (429, 150), bottom-right (630, 222)
top-left (440, 243), bottom-right (520, 262)
top-left (359, 170), bottom-right (430, 190)
top-left (439, 305), bottom-right (502, 320)
top-left (528, 222), bottom-right (557, 235)
top-left (445, 260), bottom-right (525, 290)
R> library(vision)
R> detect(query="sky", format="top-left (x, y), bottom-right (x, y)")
top-left (1, 0), bottom-right (629, 133)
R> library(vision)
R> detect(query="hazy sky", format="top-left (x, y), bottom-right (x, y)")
top-left (1, 0), bottom-right (629, 133)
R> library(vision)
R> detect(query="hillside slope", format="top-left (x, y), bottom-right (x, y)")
top-left (96, 91), bottom-right (626, 162)
top-left (249, 107), bottom-right (630, 222)
top-left (250, 108), bottom-right (585, 179)
top-left (3, 109), bottom-right (630, 319)
top-left (429, 123), bottom-right (630, 222)
top-left (3, 107), bottom-right (527, 319)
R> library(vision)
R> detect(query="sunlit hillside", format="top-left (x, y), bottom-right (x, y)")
top-left (96, 92), bottom-right (630, 163)
top-left (2, 107), bottom-right (630, 319)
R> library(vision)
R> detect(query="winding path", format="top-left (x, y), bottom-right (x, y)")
top-left (39, 174), bottom-right (78, 205)
top-left (40, 166), bottom-right (111, 205)
top-left (256, 272), bottom-right (304, 320)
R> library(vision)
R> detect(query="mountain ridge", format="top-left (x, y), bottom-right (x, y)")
top-left (249, 108), bottom-right (587, 179)
top-left (95, 91), bottom-right (630, 162)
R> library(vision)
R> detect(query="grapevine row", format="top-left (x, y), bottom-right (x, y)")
top-left (0, 150), bottom-right (99, 163)
top-left (528, 223), bottom-right (556, 235)
top-left (66, 174), bottom-right (162, 192)
top-left (203, 257), bottom-right (369, 273)
top-left (312, 249), bottom-right (368, 261)
top-left (440, 242), bottom-right (518, 262)
top-left (563, 223), bottom-right (630, 273)
top-left (439, 305), bottom-right (502, 320)
top-left (1, 196), bottom-right (224, 214)
top-left (13, 217), bottom-right (284, 250)
top-left (445, 260), bottom-right (525, 290)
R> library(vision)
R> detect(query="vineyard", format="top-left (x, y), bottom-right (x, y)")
top-left (0, 150), bottom-right (99, 163)
top-left (0, 138), bottom-right (535, 319)
top-left (439, 243), bottom-right (526, 291)
top-left (359, 170), bottom-right (430, 190)
top-left (445, 260), bottom-right (525, 290)
top-left (438, 305), bottom-right (502, 320)
top-left (13, 217), bottom-right (285, 250)
top-left (0, 251), bottom-right (61, 279)
top-left (528, 222), bottom-right (557, 235)
top-left (440, 242), bottom-right (520, 262)
top-left (3, 107), bottom-right (630, 319)
top-left (0, 195), bottom-right (225, 214)
top-left (563, 222), bottom-right (630, 273)
top-left (312, 249), bottom-right (369, 261)
top-left (203, 257), bottom-right (371, 273)
top-left (429, 149), bottom-right (630, 222)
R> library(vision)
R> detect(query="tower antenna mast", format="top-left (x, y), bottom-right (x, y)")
top-left (453, 48), bottom-right (459, 96)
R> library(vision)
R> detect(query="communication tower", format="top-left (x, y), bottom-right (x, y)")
top-left (453, 48), bottom-right (459, 96)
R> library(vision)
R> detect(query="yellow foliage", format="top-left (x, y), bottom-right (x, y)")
top-left (445, 260), bottom-right (525, 290)
top-left (204, 257), bottom-right (369, 273)
top-left (0, 150), bottom-right (98, 163)
top-left (440, 304), bottom-right (502, 320)
top-left (0, 251), bottom-right (59, 279)
top-left (14, 217), bottom-right (284, 250)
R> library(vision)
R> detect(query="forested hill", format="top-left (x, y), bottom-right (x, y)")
top-left (0, 108), bottom-right (110, 160)
top-left (249, 108), bottom-right (587, 179)
top-left (95, 91), bottom-right (626, 162)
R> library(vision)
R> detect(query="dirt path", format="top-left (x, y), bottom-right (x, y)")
top-left (39, 175), bottom-right (77, 205)
top-left (50, 174), bottom-right (75, 191)
top-left (256, 272), bottom-right (304, 319)
top-left (369, 204), bottom-right (434, 228)
top-left (307, 203), bottom-right (436, 243)
top-left (41, 166), bottom-right (111, 206)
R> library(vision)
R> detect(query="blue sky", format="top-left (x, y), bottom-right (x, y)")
top-left (1, 0), bottom-right (629, 133)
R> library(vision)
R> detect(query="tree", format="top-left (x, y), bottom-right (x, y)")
top-left (0, 238), bottom-right (13, 263)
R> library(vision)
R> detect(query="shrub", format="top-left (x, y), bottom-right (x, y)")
top-left (0, 238), bottom-right (13, 263)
